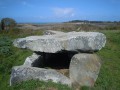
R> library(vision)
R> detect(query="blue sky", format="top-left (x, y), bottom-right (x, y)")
top-left (0, 0), bottom-right (120, 22)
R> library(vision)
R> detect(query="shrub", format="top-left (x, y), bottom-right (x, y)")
top-left (1, 18), bottom-right (16, 30)
top-left (0, 36), bottom-right (13, 55)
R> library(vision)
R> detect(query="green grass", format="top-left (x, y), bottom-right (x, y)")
top-left (0, 29), bottom-right (120, 90)
top-left (10, 80), bottom-right (72, 90)
top-left (0, 36), bottom-right (33, 90)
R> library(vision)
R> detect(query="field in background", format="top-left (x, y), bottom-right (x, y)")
top-left (17, 22), bottom-right (120, 31)
top-left (0, 23), bottom-right (120, 90)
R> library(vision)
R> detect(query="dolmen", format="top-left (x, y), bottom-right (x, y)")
top-left (10, 30), bottom-right (106, 89)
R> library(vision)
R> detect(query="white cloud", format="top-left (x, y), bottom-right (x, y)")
top-left (52, 7), bottom-right (75, 17)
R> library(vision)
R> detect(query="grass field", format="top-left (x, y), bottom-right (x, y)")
top-left (0, 29), bottom-right (120, 90)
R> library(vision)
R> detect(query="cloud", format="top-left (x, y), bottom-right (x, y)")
top-left (52, 7), bottom-right (75, 18)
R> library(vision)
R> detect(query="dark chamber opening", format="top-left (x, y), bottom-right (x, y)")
top-left (35, 51), bottom-right (78, 69)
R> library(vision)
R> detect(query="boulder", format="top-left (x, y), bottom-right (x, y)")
top-left (23, 53), bottom-right (44, 67)
top-left (10, 66), bottom-right (71, 86)
top-left (69, 53), bottom-right (101, 87)
top-left (13, 32), bottom-right (106, 53)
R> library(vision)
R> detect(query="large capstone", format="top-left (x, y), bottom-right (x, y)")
top-left (13, 32), bottom-right (106, 53)
top-left (10, 66), bottom-right (71, 86)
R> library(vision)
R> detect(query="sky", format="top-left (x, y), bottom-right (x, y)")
top-left (0, 0), bottom-right (120, 23)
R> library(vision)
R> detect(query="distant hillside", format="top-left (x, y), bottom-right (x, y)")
top-left (67, 20), bottom-right (120, 23)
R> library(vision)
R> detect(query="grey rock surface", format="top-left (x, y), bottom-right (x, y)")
top-left (10, 66), bottom-right (71, 86)
top-left (69, 53), bottom-right (101, 87)
top-left (23, 53), bottom-right (44, 67)
top-left (13, 32), bottom-right (106, 53)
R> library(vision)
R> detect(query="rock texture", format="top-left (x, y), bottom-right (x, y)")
top-left (69, 53), bottom-right (101, 87)
top-left (10, 66), bottom-right (71, 86)
top-left (13, 32), bottom-right (106, 53)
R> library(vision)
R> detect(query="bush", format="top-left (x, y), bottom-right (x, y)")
top-left (1, 18), bottom-right (16, 30)
top-left (0, 36), bottom-right (13, 55)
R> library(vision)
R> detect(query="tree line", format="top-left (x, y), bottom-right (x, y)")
top-left (0, 18), bottom-right (16, 31)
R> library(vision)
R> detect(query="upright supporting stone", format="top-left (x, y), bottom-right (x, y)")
top-left (24, 53), bottom-right (44, 67)
top-left (69, 53), bottom-right (101, 87)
